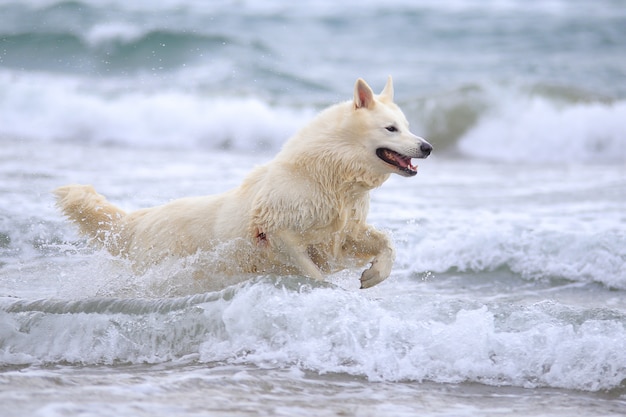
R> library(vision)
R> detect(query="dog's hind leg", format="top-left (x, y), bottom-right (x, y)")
top-left (272, 230), bottom-right (324, 282)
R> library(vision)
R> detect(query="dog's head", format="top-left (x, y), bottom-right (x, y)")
top-left (351, 76), bottom-right (432, 177)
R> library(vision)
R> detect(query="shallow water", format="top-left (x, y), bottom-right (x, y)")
top-left (2, 140), bottom-right (625, 416)
top-left (1, 1), bottom-right (626, 415)
top-left (2, 363), bottom-right (625, 417)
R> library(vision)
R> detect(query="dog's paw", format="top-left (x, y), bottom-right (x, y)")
top-left (360, 250), bottom-right (393, 289)
top-left (360, 266), bottom-right (388, 289)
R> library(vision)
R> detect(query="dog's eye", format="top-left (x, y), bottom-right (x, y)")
top-left (385, 125), bottom-right (398, 132)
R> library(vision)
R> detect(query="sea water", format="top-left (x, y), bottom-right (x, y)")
top-left (1, 1), bottom-right (625, 416)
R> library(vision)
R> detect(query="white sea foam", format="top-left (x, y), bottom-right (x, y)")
top-left (1, 70), bottom-right (624, 164)
top-left (85, 22), bottom-right (145, 46)
top-left (1, 279), bottom-right (625, 391)
top-left (398, 216), bottom-right (626, 290)
top-left (0, 71), bottom-right (313, 151)
top-left (457, 95), bottom-right (626, 163)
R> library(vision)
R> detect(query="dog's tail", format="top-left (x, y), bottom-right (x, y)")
top-left (53, 184), bottom-right (127, 255)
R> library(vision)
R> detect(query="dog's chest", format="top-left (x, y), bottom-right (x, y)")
top-left (307, 198), bottom-right (365, 243)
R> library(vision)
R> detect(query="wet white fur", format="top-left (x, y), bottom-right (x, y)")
top-left (55, 77), bottom-right (431, 288)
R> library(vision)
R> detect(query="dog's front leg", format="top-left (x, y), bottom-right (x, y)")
top-left (360, 245), bottom-right (395, 289)
top-left (346, 227), bottom-right (396, 289)
top-left (273, 229), bottom-right (324, 282)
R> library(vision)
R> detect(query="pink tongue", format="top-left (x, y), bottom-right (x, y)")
top-left (391, 152), bottom-right (410, 168)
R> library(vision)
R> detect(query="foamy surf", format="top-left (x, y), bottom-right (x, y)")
top-left (1, 70), bottom-right (623, 164)
top-left (2, 276), bottom-right (625, 392)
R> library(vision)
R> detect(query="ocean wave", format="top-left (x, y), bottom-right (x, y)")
top-left (0, 70), bottom-right (313, 150)
top-left (0, 28), bottom-right (240, 74)
top-left (398, 223), bottom-right (626, 290)
top-left (1, 278), bottom-right (625, 392)
top-left (408, 83), bottom-right (626, 163)
top-left (1, 70), bottom-right (624, 163)
top-left (390, 178), bottom-right (626, 290)
top-left (455, 93), bottom-right (626, 163)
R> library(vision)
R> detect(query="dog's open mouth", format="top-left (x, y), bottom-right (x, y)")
top-left (376, 148), bottom-right (418, 176)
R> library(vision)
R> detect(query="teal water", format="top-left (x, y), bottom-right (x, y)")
top-left (1, 0), bottom-right (625, 96)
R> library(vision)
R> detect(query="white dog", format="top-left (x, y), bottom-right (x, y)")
top-left (55, 77), bottom-right (432, 288)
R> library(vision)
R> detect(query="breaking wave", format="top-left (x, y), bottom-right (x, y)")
top-left (1, 277), bottom-right (625, 392)
top-left (1, 70), bottom-right (624, 163)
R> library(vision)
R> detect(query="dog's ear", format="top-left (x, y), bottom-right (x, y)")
top-left (354, 78), bottom-right (375, 110)
top-left (380, 75), bottom-right (394, 102)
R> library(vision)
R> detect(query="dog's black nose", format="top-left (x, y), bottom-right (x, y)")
top-left (420, 142), bottom-right (433, 156)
